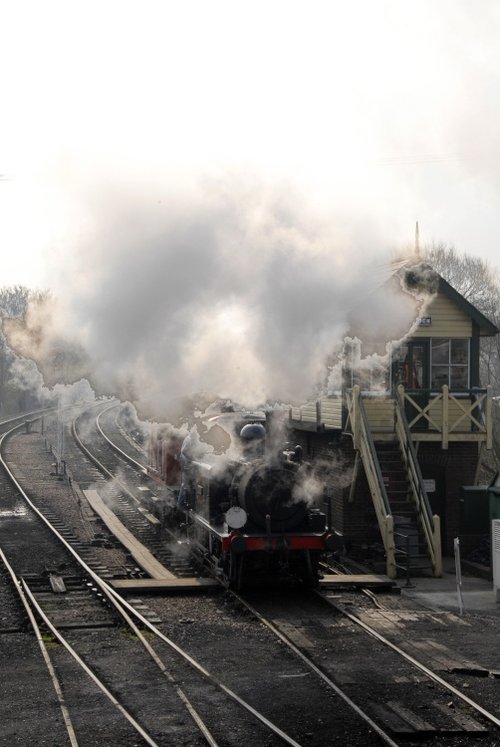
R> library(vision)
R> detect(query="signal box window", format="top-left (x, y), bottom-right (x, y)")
top-left (431, 338), bottom-right (469, 390)
top-left (391, 342), bottom-right (428, 390)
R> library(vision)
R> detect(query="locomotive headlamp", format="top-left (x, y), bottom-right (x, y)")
top-left (225, 506), bottom-right (247, 529)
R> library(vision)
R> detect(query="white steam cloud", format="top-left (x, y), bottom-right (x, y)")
top-left (9, 355), bottom-right (96, 409)
top-left (6, 180), bottom-right (420, 417)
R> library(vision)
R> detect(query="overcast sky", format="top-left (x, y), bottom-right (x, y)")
top-left (1, 0), bottom-right (500, 290)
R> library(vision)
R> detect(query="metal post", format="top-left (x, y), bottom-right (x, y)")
top-left (404, 534), bottom-right (413, 587)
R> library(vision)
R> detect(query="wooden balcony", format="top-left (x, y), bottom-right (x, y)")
top-left (290, 385), bottom-right (493, 450)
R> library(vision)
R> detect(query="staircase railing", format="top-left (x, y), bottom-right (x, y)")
top-left (395, 384), bottom-right (442, 577)
top-left (346, 386), bottom-right (397, 578)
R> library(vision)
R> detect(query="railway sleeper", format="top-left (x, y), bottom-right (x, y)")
top-left (370, 699), bottom-right (487, 736)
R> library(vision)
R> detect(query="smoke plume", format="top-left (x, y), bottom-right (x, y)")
top-left (5, 179), bottom-right (422, 418)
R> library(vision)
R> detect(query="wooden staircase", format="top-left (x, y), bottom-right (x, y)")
top-left (345, 386), bottom-right (442, 579)
top-left (375, 442), bottom-right (434, 576)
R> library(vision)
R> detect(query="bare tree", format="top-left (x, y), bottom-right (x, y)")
top-left (0, 286), bottom-right (51, 414)
top-left (425, 244), bottom-right (499, 307)
top-left (0, 285), bottom-right (50, 320)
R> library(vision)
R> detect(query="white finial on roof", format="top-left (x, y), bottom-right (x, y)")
top-left (415, 221), bottom-right (420, 259)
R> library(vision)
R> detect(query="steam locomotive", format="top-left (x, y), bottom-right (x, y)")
top-left (149, 415), bottom-right (342, 588)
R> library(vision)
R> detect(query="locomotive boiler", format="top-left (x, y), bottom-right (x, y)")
top-left (177, 422), bottom-right (342, 588)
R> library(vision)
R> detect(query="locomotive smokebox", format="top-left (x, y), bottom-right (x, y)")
top-left (234, 464), bottom-right (307, 532)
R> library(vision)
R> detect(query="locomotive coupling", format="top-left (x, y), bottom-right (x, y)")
top-left (324, 530), bottom-right (344, 552)
top-left (230, 533), bottom-right (246, 553)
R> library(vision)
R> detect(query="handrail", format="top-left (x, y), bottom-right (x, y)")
top-left (346, 386), bottom-right (396, 578)
top-left (358, 396), bottom-right (392, 517)
top-left (395, 385), bottom-right (442, 576)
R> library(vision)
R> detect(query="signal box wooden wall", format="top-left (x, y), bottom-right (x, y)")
top-left (289, 266), bottom-right (498, 562)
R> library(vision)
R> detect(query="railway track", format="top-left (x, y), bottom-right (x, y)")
top-left (2, 399), bottom-right (493, 745)
top-left (1, 410), bottom-right (362, 745)
top-left (230, 587), bottom-right (500, 745)
top-left (1, 403), bottom-right (389, 745)
top-left (71, 403), bottom-right (196, 577)
top-left (91, 401), bottom-right (500, 745)
top-left (0, 406), bottom-right (54, 434)
top-left (70, 402), bottom-right (396, 744)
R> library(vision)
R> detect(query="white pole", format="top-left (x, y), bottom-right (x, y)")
top-left (454, 537), bottom-right (465, 615)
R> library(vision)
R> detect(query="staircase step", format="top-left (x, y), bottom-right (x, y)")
top-left (371, 437), bottom-right (438, 577)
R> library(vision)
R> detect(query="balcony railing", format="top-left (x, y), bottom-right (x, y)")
top-left (290, 385), bottom-right (493, 449)
top-left (399, 385), bottom-right (492, 448)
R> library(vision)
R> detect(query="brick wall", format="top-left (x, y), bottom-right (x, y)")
top-left (291, 425), bottom-right (481, 559)
top-left (417, 441), bottom-right (479, 554)
top-left (290, 428), bottom-right (380, 554)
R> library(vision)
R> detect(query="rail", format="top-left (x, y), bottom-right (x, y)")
top-left (320, 589), bottom-right (500, 733)
top-left (232, 590), bottom-right (399, 747)
top-left (395, 385), bottom-right (442, 577)
top-left (1, 414), bottom-right (303, 747)
top-left (345, 386), bottom-right (397, 578)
